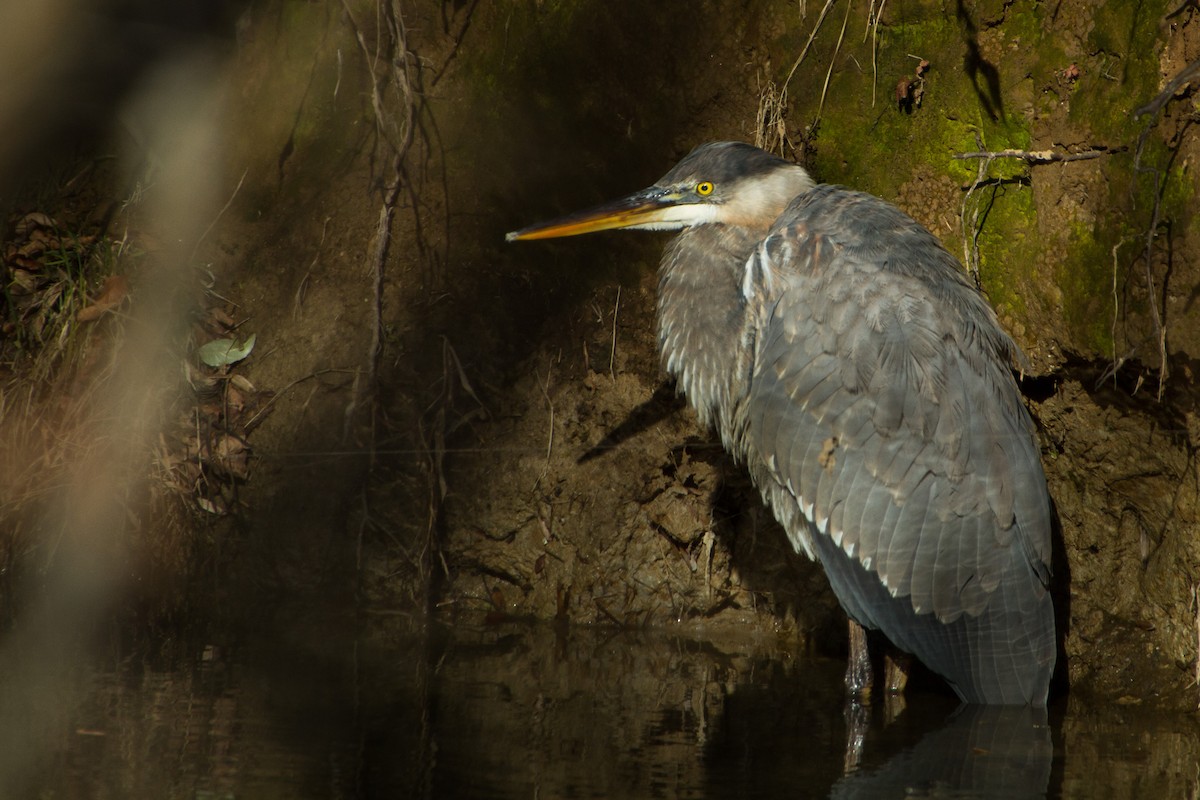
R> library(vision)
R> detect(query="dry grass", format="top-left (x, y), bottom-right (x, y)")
top-left (753, 0), bottom-right (849, 157)
top-left (753, 74), bottom-right (788, 155)
top-left (0, 177), bottom-right (268, 620)
top-left (0, 214), bottom-right (128, 603)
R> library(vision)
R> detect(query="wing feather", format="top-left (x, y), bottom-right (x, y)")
top-left (745, 185), bottom-right (1052, 631)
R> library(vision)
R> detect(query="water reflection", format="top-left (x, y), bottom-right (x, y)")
top-left (830, 705), bottom-right (1052, 798)
top-left (22, 617), bottom-right (1200, 798)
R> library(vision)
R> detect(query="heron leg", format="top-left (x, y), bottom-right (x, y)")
top-left (842, 698), bottom-right (869, 773)
top-left (845, 619), bottom-right (874, 700)
top-left (884, 649), bottom-right (911, 694)
top-left (880, 647), bottom-right (911, 722)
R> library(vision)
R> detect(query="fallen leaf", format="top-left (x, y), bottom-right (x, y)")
top-left (198, 333), bottom-right (256, 367)
top-left (196, 496), bottom-right (222, 515)
top-left (214, 434), bottom-right (250, 478)
top-left (9, 269), bottom-right (39, 294)
top-left (229, 373), bottom-right (256, 392)
top-left (14, 238), bottom-right (55, 261)
top-left (14, 212), bottom-right (56, 235)
top-left (77, 274), bottom-right (129, 322)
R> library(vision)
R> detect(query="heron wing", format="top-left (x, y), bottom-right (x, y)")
top-left (744, 185), bottom-right (1052, 624)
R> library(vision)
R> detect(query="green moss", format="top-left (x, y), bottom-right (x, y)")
top-left (798, 1), bottom-right (1051, 323)
top-left (809, 1), bottom-right (1041, 198)
top-left (972, 182), bottom-right (1037, 319)
top-left (792, 0), bottom-right (1182, 359)
top-left (1161, 163), bottom-right (1196, 214)
top-left (1050, 138), bottom-right (1196, 360)
top-left (1057, 219), bottom-right (1120, 356)
top-left (1068, 0), bottom-right (1170, 137)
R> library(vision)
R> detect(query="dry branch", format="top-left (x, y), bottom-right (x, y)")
top-left (953, 147), bottom-right (1120, 164)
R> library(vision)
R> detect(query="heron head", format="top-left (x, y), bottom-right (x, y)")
top-left (506, 141), bottom-right (814, 242)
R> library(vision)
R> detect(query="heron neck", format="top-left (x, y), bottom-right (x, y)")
top-left (656, 223), bottom-right (763, 440)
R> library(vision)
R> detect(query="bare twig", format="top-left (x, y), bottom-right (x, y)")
top-left (1110, 242), bottom-right (1122, 385)
top-left (242, 367), bottom-right (358, 431)
top-left (783, 0), bottom-right (839, 92)
top-left (189, 168), bottom-right (247, 263)
top-left (768, 0), bottom-right (838, 152)
top-left (537, 365), bottom-right (555, 463)
top-left (439, 336), bottom-right (488, 425)
top-left (953, 147), bottom-right (1118, 164)
top-left (815, 0), bottom-right (853, 124)
top-left (958, 143), bottom-right (1122, 290)
top-left (294, 217), bottom-right (331, 320)
top-left (865, 0), bottom-right (888, 107)
top-left (609, 286), bottom-right (620, 381)
top-left (861, 0), bottom-right (876, 42)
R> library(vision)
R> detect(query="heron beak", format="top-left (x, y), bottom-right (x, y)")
top-left (506, 187), bottom-right (686, 242)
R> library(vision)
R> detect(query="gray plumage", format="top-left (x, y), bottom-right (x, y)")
top-left (510, 141), bottom-right (1056, 705)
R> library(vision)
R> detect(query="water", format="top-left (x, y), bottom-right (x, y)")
top-left (16, 614), bottom-right (1200, 798)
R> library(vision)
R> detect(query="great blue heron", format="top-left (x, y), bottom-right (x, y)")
top-left (507, 142), bottom-right (1056, 705)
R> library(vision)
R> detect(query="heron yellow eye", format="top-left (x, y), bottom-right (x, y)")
top-left (696, 181), bottom-right (714, 196)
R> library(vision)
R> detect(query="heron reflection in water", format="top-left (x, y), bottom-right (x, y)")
top-left (508, 142), bottom-right (1055, 705)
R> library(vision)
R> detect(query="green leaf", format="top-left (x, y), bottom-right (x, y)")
top-left (198, 333), bottom-right (256, 368)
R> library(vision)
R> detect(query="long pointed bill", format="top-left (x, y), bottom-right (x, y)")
top-left (506, 187), bottom-right (700, 242)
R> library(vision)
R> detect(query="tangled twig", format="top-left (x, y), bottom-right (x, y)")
top-left (956, 143), bottom-right (1123, 288)
top-left (1133, 56), bottom-right (1200, 120)
top-left (959, 134), bottom-right (993, 288)
top-left (341, 0), bottom-right (417, 423)
top-left (1110, 56), bottom-right (1200, 399)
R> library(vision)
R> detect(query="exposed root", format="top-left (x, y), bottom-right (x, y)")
top-left (340, 0), bottom-right (417, 422)
top-left (1128, 125), bottom-right (1172, 401)
top-left (1194, 583), bottom-right (1199, 709)
top-left (338, 1), bottom-right (431, 602)
top-left (1093, 58), bottom-right (1200, 398)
